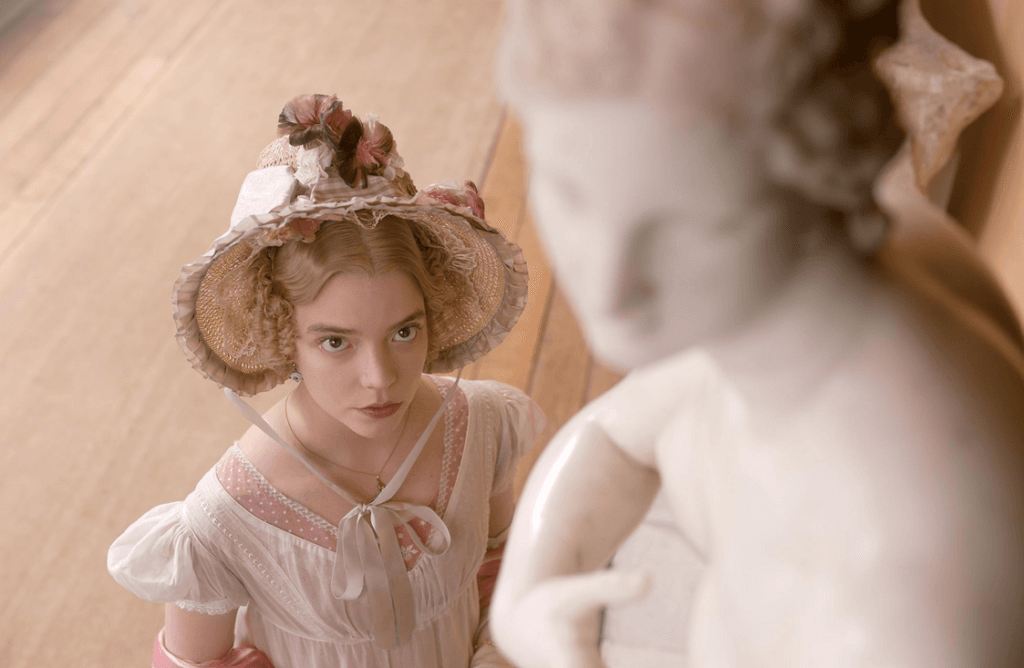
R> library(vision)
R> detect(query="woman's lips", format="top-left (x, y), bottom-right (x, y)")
top-left (359, 402), bottom-right (401, 419)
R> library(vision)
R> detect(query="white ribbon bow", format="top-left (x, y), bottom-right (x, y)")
top-left (332, 500), bottom-right (451, 647)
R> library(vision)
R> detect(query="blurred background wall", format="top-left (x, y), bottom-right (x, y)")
top-left (920, 0), bottom-right (1023, 314)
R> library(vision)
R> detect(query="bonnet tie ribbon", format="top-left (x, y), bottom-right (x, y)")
top-left (224, 372), bottom-right (460, 648)
top-left (333, 500), bottom-right (451, 647)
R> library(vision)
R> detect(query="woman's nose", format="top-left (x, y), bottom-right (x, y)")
top-left (359, 343), bottom-right (397, 389)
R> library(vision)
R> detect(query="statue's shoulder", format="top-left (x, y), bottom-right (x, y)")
top-left (838, 274), bottom-right (1024, 439)
top-left (799, 284), bottom-right (1024, 520)
top-left (576, 349), bottom-right (726, 467)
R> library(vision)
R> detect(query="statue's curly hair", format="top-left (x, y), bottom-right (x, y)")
top-left (498, 0), bottom-right (906, 249)
top-left (756, 0), bottom-right (904, 245)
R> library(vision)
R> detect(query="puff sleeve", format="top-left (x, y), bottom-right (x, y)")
top-left (488, 382), bottom-right (547, 496)
top-left (108, 499), bottom-right (250, 615)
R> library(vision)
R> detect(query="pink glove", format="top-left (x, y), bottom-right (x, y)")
top-left (153, 630), bottom-right (275, 668)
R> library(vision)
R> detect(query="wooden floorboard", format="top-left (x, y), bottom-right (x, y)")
top-left (586, 360), bottom-right (626, 403)
top-left (466, 184), bottom-right (557, 392)
top-left (19, 0), bottom-right (221, 174)
top-left (514, 287), bottom-right (591, 494)
top-left (918, 0), bottom-right (1024, 317)
top-left (0, 0), bottom-right (120, 199)
top-left (0, 0), bottom-right (108, 97)
top-left (475, 114), bottom-right (528, 242)
top-left (0, 0), bottom-right (144, 159)
top-left (0, 0), bottom-right (82, 83)
top-left (0, 0), bottom-right (224, 259)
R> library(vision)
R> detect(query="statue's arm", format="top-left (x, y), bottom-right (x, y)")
top-left (491, 415), bottom-right (659, 667)
top-left (490, 353), bottom-right (708, 667)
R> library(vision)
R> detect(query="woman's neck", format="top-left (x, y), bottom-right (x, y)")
top-left (286, 376), bottom-right (428, 471)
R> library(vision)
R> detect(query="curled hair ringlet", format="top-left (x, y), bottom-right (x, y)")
top-left (252, 245), bottom-right (298, 375)
top-left (242, 214), bottom-right (459, 374)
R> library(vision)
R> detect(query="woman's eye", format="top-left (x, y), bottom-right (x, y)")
top-left (319, 336), bottom-right (349, 352)
top-left (393, 326), bottom-right (419, 342)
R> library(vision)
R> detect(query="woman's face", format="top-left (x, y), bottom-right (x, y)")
top-left (291, 271), bottom-right (429, 441)
top-left (522, 100), bottom-right (797, 370)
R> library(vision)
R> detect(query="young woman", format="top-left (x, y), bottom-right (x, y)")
top-left (108, 94), bottom-right (542, 668)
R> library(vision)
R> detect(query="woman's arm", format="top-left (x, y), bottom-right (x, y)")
top-left (163, 604), bottom-right (237, 663)
top-left (477, 488), bottom-right (514, 626)
top-left (470, 488), bottom-right (516, 667)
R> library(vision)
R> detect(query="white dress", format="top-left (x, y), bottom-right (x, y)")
top-left (108, 377), bottom-right (543, 668)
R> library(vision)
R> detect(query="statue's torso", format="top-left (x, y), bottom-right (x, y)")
top-left (649, 294), bottom-right (1024, 667)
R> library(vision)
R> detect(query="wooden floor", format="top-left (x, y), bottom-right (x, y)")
top-left (0, 1), bottom-right (619, 666)
top-left (460, 118), bottom-right (625, 491)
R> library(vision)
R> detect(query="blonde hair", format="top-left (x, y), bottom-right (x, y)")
top-left (247, 213), bottom-right (451, 373)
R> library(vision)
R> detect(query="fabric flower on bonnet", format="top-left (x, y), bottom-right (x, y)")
top-left (278, 94), bottom-right (363, 173)
top-left (355, 114), bottom-right (395, 172)
top-left (344, 113), bottom-right (402, 188)
top-left (262, 218), bottom-right (323, 246)
top-left (278, 94), bottom-right (352, 146)
top-left (294, 143), bottom-right (334, 187)
top-left (418, 180), bottom-right (486, 219)
top-left (276, 95), bottom-right (416, 192)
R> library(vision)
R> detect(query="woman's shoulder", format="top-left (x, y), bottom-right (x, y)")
top-left (427, 376), bottom-right (544, 443)
top-left (234, 396), bottom-right (290, 471)
top-left (433, 375), bottom-right (528, 405)
top-left (108, 487), bottom-right (251, 613)
top-left (227, 397), bottom-right (332, 511)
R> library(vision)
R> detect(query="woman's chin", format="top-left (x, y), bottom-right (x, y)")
top-left (342, 406), bottom-right (409, 441)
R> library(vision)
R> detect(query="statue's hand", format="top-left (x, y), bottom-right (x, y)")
top-left (493, 570), bottom-right (650, 668)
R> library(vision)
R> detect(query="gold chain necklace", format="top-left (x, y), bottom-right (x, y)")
top-left (283, 395), bottom-right (411, 494)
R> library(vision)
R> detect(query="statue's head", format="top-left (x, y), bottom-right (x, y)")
top-left (498, 0), bottom-right (905, 369)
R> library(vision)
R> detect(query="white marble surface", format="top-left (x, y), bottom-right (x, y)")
top-left (601, 492), bottom-right (704, 667)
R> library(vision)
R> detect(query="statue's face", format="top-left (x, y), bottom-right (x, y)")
top-left (521, 100), bottom-right (798, 370)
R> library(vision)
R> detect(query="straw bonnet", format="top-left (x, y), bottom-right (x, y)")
top-left (172, 94), bottom-right (528, 396)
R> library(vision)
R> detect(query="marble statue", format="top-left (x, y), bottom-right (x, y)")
top-left (490, 0), bottom-right (1024, 666)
